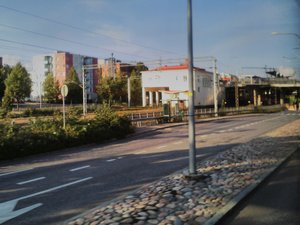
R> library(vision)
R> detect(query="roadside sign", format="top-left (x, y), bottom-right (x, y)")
top-left (61, 85), bottom-right (68, 129)
top-left (61, 85), bottom-right (68, 97)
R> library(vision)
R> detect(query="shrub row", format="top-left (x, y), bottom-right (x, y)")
top-left (0, 106), bottom-right (134, 160)
top-left (2, 108), bottom-right (61, 119)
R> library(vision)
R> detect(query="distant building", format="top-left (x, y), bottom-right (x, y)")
top-left (98, 55), bottom-right (138, 79)
top-left (141, 64), bottom-right (224, 108)
top-left (31, 51), bottom-right (98, 101)
top-left (0, 57), bottom-right (2, 67)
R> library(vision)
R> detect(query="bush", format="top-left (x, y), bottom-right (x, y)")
top-left (0, 104), bottom-right (134, 160)
top-left (5, 108), bottom-right (60, 118)
top-left (0, 108), bottom-right (7, 118)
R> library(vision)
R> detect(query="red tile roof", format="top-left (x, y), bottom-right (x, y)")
top-left (149, 64), bottom-right (205, 72)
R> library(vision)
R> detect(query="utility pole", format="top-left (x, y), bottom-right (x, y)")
top-left (187, 0), bottom-right (196, 175)
top-left (111, 53), bottom-right (115, 80)
top-left (213, 58), bottom-right (218, 116)
top-left (82, 66), bottom-right (87, 116)
top-left (235, 78), bottom-right (239, 109)
top-left (127, 75), bottom-right (131, 107)
top-left (39, 74), bottom-right (42, 109)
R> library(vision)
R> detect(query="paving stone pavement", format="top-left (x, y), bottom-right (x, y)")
top-left (64, 120), bottom-right (300, 225)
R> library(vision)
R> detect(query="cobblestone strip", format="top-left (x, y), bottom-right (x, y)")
top-left (65, 120), bottom-right (300, 225)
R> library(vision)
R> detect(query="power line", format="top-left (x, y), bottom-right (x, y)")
top-left (0, 4), bottom-right (180, 57)
top-left (0, 23), bottom-right (151, 59)
top-left (0, 38), bottom-right (62, 52)
top-left (0, 43), bottom-right (49, 53)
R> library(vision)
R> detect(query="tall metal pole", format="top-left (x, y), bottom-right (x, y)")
top-left (213, 58), bottom-right (218, 116)
top-left (187, 0), bottom-right (196, 175)
top-left (62, 95), bottom-right (66, 129)
top-left (39, 76), bottom-right (42, 109)
top-left (127, 75), bottom-right (131, 107)
top-left (82, 67), bottom-right (87, 116)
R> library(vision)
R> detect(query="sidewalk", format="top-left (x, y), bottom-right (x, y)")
top-left (64, 119), bottom-right (300, 225)
top-left (217, 149), bottom-right (300, 225)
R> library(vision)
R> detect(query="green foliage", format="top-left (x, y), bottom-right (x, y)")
top-left (0, 108), bottom-right (7, 118)
top-left (65, 66), bottom-right (82, 104)
top-left (0, 65), bottom-right (12, 101)
top-left (130, 70), bottom-right (142, 106)
top-left (0, 104), bottom-right (133, 160)
top-left (96, 77), bottom-right (127, 105)
top-left (287, 95), bottom-right (295, 105)
top-left (4, 108), bottom-right (60, 118)
top-left (2, 63), bottom-right (32, 110)
top-left (43, 73), bottom-right (60, 103)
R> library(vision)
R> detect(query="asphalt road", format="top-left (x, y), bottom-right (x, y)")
top-left (0, 112), bottom-right (299, 225)
top-left (217, 148), bottom-right (300, 225)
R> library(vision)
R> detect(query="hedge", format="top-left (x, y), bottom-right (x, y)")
top-left (0, 105), bottom-right (134, 160)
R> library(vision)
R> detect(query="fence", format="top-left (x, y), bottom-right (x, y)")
top-left (129, 105), bottom-right (283, 127)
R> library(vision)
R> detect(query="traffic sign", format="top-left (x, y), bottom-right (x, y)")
top-left (61, 85), bottom-right (68, 97)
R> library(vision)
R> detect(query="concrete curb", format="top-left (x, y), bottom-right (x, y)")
top-left (202, 146), bottom-right (299, 225)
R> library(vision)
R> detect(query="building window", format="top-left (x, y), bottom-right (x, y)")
top-left (183, 76), bottom-right (187, 82)
top-left (202, 78), bottom-right (211, 87)
top-left (198, 87), bottom-right (200, 92)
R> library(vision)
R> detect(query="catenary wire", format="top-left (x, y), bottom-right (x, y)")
top-left (0, 4), bottom-right (181, 57)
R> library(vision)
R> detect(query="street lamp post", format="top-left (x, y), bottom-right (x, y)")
top-left (187, 0), bottom-right (196, 175)
top-left (213, 58), bottom-right (218, 116)
top-left (127, 74), bottom-right (131, 107)
top-left (82, 66), bottom-right (87, 116)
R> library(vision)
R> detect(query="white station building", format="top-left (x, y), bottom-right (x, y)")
top-left (141, 64), bottom-right (222, 109)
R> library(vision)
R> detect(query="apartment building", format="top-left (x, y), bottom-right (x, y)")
top-left (98, 56), bottom-right (138, 79)
top-left (31, 51), bottom-right (98, 101)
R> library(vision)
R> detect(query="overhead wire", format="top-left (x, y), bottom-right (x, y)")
top-left (0, 23), bottom-right (151, 59)
top-left (0, 4), bottom-right (181, 57)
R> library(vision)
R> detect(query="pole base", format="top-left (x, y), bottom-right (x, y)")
top-left (183, 171), bottom-right (209, 181)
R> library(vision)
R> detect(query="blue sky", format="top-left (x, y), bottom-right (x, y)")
top-left (0, 0), bottom-right (299, 77)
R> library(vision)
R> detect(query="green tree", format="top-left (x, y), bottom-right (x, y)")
top-left (96, 76), bottom-right (114, 105)
top-left (65, 66), bottom-right (82, 104)
top-left (130, 70), bottom-right (142, 106)
top-left (113, 77), bottom-right (127, 103)
top-left (0, 65), bottom-right (12, 101)
top-left (43, 72), bottom-right (60, 103)
top-left (96, 76), bottom-right (127, 105)
top-left (2, 63), bottom-right (31, 110)
top-left (128, 63), bottom-right (147, 106)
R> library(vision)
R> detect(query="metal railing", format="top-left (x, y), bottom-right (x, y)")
top-left (129, 105), bottom-right (284, 127)
top-left (238, 77), bottom-right (300, 86)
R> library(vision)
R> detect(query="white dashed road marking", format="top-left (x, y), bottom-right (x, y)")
top-left (69, 165), bottom-right (90, 172)
top-left (0, 169), bottom-right (33, 178)
top-left (106, 159), bottom-right (116, 162)
top-left (17, 177), bottom-right (46, 185)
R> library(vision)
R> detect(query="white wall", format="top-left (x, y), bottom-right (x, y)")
top-left (194, 70), bottom-right (214, 106)
top-left (141, 68), bottom-right (215, 106)
top-left (142, 69), bottom-right (189, 91)
top-left (31, 54), bottom-right (54, 99)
